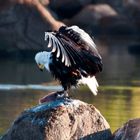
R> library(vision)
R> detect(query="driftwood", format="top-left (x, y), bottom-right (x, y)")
top-left (1, 99), bottom-right (112, 140)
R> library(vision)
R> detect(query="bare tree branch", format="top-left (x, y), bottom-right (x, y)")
top-left (33, 1), bottom-right (65, 30)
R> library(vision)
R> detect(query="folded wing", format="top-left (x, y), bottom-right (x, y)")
top-left (44, 26), bottom-right (103, 76)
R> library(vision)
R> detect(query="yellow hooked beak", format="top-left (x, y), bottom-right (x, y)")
top-left (38, 64), bottom-right (45, 71)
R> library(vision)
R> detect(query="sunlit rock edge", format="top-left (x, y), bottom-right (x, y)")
top-left (1, 99), bottom-right (112, 140)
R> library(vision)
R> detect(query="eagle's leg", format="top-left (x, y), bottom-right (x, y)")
top-left (39, 86), bottom-right (70, 104)
top-left (39, 90), bottom-right (70, 104)
top-left (55, 84), bottom-right (71, 100)
top-left (56, 90), bottom-right (69, 99)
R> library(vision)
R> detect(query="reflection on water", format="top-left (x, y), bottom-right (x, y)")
top-left (75, 87), bottom-right (140, 132)
top-left (1, 87), bottom-right (140, 135)
top-left (0, 38), bottom-right (140, 135)
top-left (0, 90), bottom-right (46, 135)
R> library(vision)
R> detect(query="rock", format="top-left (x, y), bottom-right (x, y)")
top-left (123, 0), bottom-right (140, 29)
top-left (68, 4), bottom-right (117, 28)
top-left (0, 0), bottom-right (50, 10)
top-left (0, 0), bottom-right (10, 10)
top-left (0, 4), bottom-right (54, 50)
top-left (68, 4), bottom-right (135, 36)
top-left (123, 0), bottom-right (140, 9)
top-left (1, 99), bottom-right (112, 140)
top-left (93, 0), bottom-right (124, 13)
top-left (93, 0), bottom-right (140, 34)
top-left (69, 4), bottom-right (117, 25)
top-left (50, 0), bottom-right (92, 18)
top-left (112, 118), bottom-right (140, 140)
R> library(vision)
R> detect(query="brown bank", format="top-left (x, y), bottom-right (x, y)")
top-left (1, 99), bottom-right (112, 140)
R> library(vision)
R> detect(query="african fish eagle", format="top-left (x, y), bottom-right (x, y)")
top-left (35, 25), bottom-right (103, 98)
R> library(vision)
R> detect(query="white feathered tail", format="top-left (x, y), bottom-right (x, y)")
top-left (79, 76), bottom-right (99, 95)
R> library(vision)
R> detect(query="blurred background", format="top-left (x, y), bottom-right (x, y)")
top-left (0, 0), bottom-right (140, 136)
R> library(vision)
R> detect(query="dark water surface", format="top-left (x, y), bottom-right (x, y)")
top-left (0, 38), bottom-right (140, 135)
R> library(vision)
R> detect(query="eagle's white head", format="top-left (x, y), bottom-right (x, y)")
top-left (35, 51), bottom-right (51, 71)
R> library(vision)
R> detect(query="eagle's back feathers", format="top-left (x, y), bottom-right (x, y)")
top-left (39, 25), bottom-right (103, 94)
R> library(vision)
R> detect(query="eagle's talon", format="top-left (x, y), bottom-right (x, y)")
top-left (56, 91), bottom-right (69, 100)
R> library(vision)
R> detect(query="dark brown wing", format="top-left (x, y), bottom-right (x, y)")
top-left (57, 33), bottom-right (102, 75)
top-left (44, 31), bottom-right (71, 67)
top-left (59, 25), bottom-right (101, 59)
top-left (58, 26), bottom-right (103, 74)
top-left (44, 26), bottom-right (102, 75)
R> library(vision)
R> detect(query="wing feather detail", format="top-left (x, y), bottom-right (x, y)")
top-left (44, 32), bottom-right (71, 67)
top-left (60, 26), bottom-right (102, 73)
top-left (44, 27), bottom-right (102, 74)
top-left (62, 25), bottom-right (101, 59)
top-left (56, 42), bottom-right (61, 58)
top-left (56, 38), bottom-right (71, 66)
top-left (59, 37), bottom-right (83, 66)
top-left (52, 39), bottom-right (57, 52)
top-left (48, 35), bottom-right (52, 48)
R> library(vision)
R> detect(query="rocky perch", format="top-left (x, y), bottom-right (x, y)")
top-left (113, 118), bottom-right (140, 140)
top-left (1, 99), bottom-right (112, 140)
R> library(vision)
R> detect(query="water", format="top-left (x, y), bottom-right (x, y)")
top-left (0, 38), bottom-right (140, 135)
